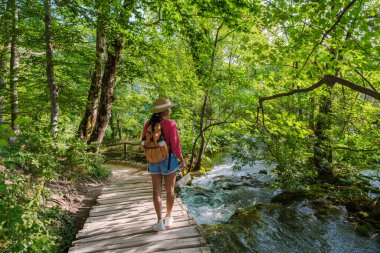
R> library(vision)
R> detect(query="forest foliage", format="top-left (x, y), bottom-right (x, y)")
top-left (0, 0), bottom-right (379, 252)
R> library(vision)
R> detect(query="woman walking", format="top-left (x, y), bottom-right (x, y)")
top-left (141, 98), bottom-right (186, 231)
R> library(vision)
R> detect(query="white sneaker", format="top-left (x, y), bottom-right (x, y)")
top-left (165, 216), bottom-right (174, 227)
top-left (153, 219), bottom-right (166, 231)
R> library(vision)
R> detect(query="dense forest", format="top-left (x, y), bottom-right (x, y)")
top-left (0, 0), bottom-right (379, 252)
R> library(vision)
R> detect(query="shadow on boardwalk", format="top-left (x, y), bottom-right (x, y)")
top-left (68, 165), bottom-right (211, 253)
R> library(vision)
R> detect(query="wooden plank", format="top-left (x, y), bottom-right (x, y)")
top-left (103, 184), bottom-right (151, 191)
top-left (91, 197), bottom-right (184, 215)
top-left (69, 227), bottom-right (204, 253)
top-left (73, 219), bottom-right (197, 244)
top-left (82, 210), bottom-right (187, 229)
top-left (95, 197), bottom-right (167, 208)
top-left (90, 202), bottom-right (156, 216)
top-left (97, 194), bottom-right (167, 205)
top-left (90, 201), bottom-right (155, 214)
top-left (99, 185), bottom-right (165, 195)
top-left (104, 179), bottom-right (150, 185)
top-left (106, 177), bottom-right (150, 184)
top-left (87, 205), bottom-right (183, 220)
top-left (99, 187), bottom-right (168, 198)
top-left (103, 177), bottom-right (149, 183)
top-left (155, 247), bottom-right (212, 253)
top-left (76, 215), bottom-right (193, 239)
top-left (90, 201), bottom-right (184, 217)
top-left (88, 237), bottom-right (207, 253)
top-left (101, 184), bottom-right (152, 193)
top-left (98, 189), bottom-right (170, 202)
top-left (100, 186), bottom-right (154, 194)
top-left (98, 188), bottom-right (155, 199)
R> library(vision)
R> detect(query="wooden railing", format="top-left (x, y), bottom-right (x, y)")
top-left (102, 141), bottom-right (144, 160)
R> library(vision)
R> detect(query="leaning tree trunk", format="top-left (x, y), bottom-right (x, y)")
top-left (89, 38), bottom-right (124, 146)
top-left (77, 5), bottom-right (106, 141)
top-left (44, 0), bottom-right (59, 136)
top-left (88, 0), bottom-right (136, 147)
top-left (193, 94), bottom-right (208, 171)
top-left (9, 0), bottom-right (19, 131)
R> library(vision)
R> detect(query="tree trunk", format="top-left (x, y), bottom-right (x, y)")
top-left (117, 116), bottom-right (122, 141)
top-left (308, 96), bottom-right (315, 131)
top-left (88, 0), bottom-right (136, 148)
top-left (190, 93), bottom-right (208, 171)
top-left (0, 1), bottom-right (10, 124)
top-left (89, 38), bottom-right (124, 146)
top-left (313, 86), bottom-right (333, 179)
top-left (9, 0), bottom-right (19, 131)
top-left (77, 4), bottom-right (106, 141)
top-left (44, 0), bottom-right (59, 136)
top-left (0, 46), bottom-right (8, 123)
top-left (110, 110), bottom-right (115, 142)
top-left (194, 132), bottom-right (206, 170)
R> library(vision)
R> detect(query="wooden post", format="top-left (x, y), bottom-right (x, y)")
top-left (123, 143), bottom-right (127, 160)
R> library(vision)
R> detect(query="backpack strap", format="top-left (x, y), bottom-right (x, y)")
top-left (160, 120), bottom-right (172, 171)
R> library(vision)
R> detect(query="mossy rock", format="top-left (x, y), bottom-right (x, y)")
top-left (203, 224), bottom-right (249, 253)
top-left (271, 191), bottom-right (311, 205)
top-left (310, 199), bottom-right (342, 217)
top-left (230, 205), bottom-right (262, 225)
top-left (336, 177), bottom-right (354, 185)
top-left (370, 197), bottom-right (380, 218)
top-left (354, 223), bottom-right (373, 237)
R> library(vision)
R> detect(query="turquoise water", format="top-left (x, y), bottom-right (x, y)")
top-left (180, 158), bottom-right (380, 253)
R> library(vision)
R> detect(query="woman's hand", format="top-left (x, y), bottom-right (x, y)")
top-left (179, 159), bottom-right (187, 172)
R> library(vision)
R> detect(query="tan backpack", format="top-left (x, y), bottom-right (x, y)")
top-left (142, 122), bottom-right (169, 163)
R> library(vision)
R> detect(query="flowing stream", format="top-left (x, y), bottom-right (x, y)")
top-left (179, 156), bottom-right (380, 253)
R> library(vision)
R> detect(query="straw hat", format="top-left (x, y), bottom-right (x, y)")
top-left (150, 98), bottom-right (176, 113)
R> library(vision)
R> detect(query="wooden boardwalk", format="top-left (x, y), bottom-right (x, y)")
top-left (69, 165), bottom-right (211, 253)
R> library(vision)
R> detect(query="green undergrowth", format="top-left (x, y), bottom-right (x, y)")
top-left (0, 172), bottom-right (77, 252)
top-left (0, 125), bottom-right (111, 252)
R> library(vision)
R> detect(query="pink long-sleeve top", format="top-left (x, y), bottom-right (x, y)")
top-left (142, 118), bottom-right (183, 160)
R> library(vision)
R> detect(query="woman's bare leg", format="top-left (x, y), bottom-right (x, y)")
top-left (164, 172), bottom-right (177, 217)
top-left (151, 174), bottom-right (162, 221)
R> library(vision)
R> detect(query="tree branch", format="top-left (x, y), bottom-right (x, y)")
top-left (258, 77), bottom-right (328, 106)
top-left (337, 24), bottom-right (377, 60)
top-left (257, 75), bottom-right (380, 122)
top-left (217, 30), bottom-right (235, 42)
top-left (203, 109), bottom-right (234, 132)
top-left (354, 69), bottom-right (377, 92)
top-left (331, 75), bottom-right (380, 100)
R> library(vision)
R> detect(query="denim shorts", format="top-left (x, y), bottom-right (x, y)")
top-left (147, 153), bottom-right (180, 175)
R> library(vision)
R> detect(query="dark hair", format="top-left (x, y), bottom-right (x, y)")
top-left (148, 113), bottom-right (163, 130)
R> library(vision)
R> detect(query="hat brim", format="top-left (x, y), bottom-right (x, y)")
top-left (150, 103), bottom-right (176, 113)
